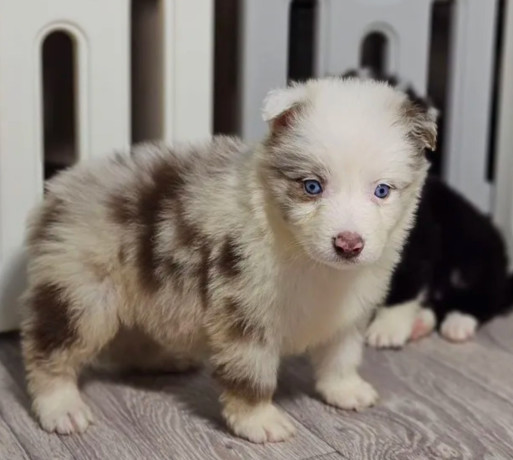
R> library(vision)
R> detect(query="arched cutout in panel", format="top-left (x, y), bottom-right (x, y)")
top-left (288, 0), bottom-right (317, 82)
top-left (214, 0), bottom-right (240, 135)
top-left (42, 31), bottom-right (77, 180)
top-left (427, 0), bottom-right (455, 177)
top-left (360, 31), bottom-right (388, 75)
top-left (131, 0), bottom-right (164, 143)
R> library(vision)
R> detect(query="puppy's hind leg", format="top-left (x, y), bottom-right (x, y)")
top-left (21, 281), bottom-right (119, 434)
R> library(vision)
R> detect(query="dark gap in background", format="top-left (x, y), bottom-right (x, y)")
top-left (214, 0), bottom-right (240, 135)
top-left (42, 31), bottom-right (77, 181)
top-left (131, 0), bottom-right (164, 144)
top-left (487, 0), bottom-right (506, 182)
top-left (288, 0), bottom-right (316, 82)
top-left (360, 32), bottom-right (387, 75)
top-left (427, 0), bottom-right (454, 177)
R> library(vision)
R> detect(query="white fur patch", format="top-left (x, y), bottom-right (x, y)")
top-left (366, 301), bottom-right (421, 348)
top-left (223, 403), bottom-right (296, 444)
top-left (33, 381), bottom-right (93, 434)
top-left (440, 311), bottom-right (478, 343)
top-left (316, 373), bottom-right (378, 411)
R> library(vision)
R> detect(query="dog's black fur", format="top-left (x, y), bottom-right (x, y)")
top-left (386, 175), bottom-right (513, 326)
top-left (343, 68), bottom-right (513, 328)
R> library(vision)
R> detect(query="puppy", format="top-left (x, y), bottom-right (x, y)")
top-left (20, 77), bottom-right (436, 443)
top-left (367, 175), bottom-right (513, 347)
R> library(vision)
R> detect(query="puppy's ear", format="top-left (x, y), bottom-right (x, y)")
top-left (403, 100), bottom-right (439, 152)
top-left (262, 85), bottom-right (307, 133)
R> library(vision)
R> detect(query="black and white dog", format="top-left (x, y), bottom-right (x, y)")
top-left (343, 69), bottom-right (513, 347)
top-left (368, 174), bottom-right (513, 347)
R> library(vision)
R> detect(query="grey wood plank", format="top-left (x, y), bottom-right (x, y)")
top-left (278, 347), bottom-right (513, 460)
top-left (475, 314), bottom-right (513, 354)
top-left (5, 323), bottom-right (513, 460)
top-left (410, 332), bottom-right (513, 404)
top-left (306, 453), bottom-right (346, 460)
top-left (0, 416), bottom-right (30, 460)
top-left (0, 339), bottom-right (73, 460)
top-left (0, 335), bottom-right (332, 460)
top-left (82, 367), bottom-right (333, 460)
top-left (0, 338), bottom-right (193, 460)
top-left (363, 346), bottom-right (513, 459)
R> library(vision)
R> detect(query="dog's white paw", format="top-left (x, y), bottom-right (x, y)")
top-left (224, 402), bottom-right (296, 443)
top-left (366, 307), bottom-right (416, 348)
top-left (440, 311), bottom-right (477, 343)
top-left (34, 383), bottom-right (93, 435)
top-left (317, 374), bottom-right (378, 411)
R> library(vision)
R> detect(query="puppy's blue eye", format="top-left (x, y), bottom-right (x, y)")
top-left (303, 179), bottom-right (323, 195)
top-left (374, 184), bottom-right (391, 199)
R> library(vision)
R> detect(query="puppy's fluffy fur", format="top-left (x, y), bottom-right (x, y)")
top-left (20, 77), bottom-right (436, 442)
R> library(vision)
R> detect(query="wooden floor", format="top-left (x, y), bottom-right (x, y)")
top-left (2, 315), bottom-right (513, 460)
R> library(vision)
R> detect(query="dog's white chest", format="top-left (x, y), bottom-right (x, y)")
top-left (275, 266), bottom-right (362, 354)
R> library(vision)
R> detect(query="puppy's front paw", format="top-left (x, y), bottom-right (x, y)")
top-left (440, 311), bottom-right (477, 343)
top-left (223, 402), bottom-right (296, 443)
top-left (317, 374), bottom-right (378, 411)
top-left (34, 384), bottom-right (93, 434)
top-left (366, 311), bottom-right (412, 348)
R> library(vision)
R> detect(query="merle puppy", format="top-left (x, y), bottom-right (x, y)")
top-left (21, 76), bottom-right (436, 441)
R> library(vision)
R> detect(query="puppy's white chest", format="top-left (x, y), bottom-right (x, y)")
top-left (276, 269), bottom-right (358, 354)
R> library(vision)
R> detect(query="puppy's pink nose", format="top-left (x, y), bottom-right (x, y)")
top-left (334, 232), bottom-right (364, 258)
